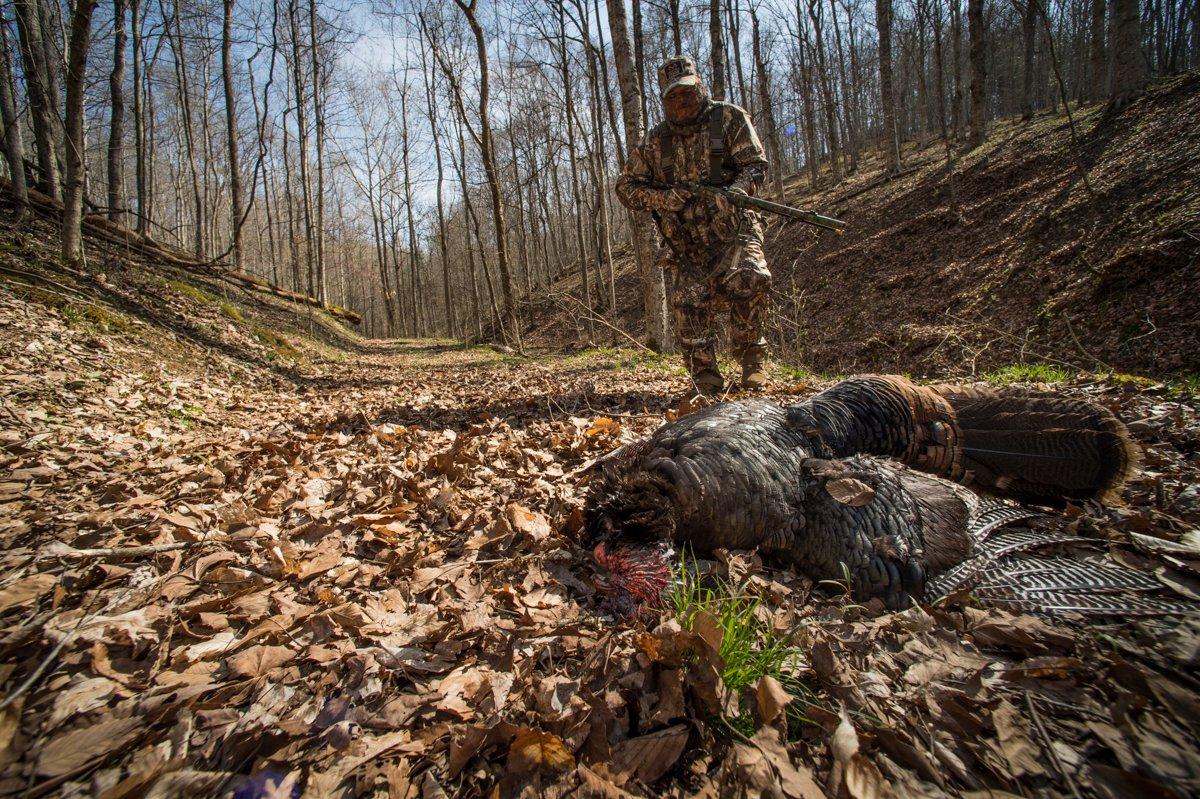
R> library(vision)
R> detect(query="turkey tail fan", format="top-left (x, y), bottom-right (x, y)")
top-left (930, 383), bottom-right (1138, 504)
top-left (787, 376), bottom-right (1137, 505)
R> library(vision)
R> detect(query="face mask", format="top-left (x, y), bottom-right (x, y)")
top-left (662, 86), bottom-right (706, 125)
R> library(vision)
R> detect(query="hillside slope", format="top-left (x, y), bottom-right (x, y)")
top-left (522, 73), bottom-right (1199, 379)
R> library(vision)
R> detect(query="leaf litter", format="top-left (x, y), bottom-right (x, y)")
top-left (1, 290), bottom-right (1199, 797)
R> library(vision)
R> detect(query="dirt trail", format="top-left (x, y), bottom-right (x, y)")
top-left (3, 275), bottom-right (1200, 796)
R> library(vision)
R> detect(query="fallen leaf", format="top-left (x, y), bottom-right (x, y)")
top-left (755, 675), bottom-right (792, 726)
top-left (0, 573), bottom-right (57, 614)
top-left (36, 716), bottom-right (142, 777)
top-left (227, 645), bottom-right (294, 678)
top-left (612, 723), bottom-right (689, 784)
top-left (507, 727), bottom-right (574, 775)
top-left (826, 477), bottom-right (875, 506)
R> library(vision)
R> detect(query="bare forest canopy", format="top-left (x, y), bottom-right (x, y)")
top-left (1, 0), bottom-right (1194, 344)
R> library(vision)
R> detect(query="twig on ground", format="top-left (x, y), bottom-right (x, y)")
top-left (1064, 314), bottom-right (1114, 372)
top-left (1026, 691), bottom-right (1084, 799)
top-left (37, 541), bottom-right (203, 562)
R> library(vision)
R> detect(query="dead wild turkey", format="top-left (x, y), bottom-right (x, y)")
top-left (584, 376), bottom-right (1194, 617)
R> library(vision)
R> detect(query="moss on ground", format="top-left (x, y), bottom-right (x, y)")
top-left (166, 279), bottom-right (216, 305)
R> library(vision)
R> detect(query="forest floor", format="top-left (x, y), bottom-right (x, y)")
top-left (1, 205), bottom-right (1200, 798)
top-left (521, 71), bottom-right (1200, 380)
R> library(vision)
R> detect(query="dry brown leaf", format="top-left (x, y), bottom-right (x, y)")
top-left (505, 504), bottom-right (551, 541)
top-left (612, 723), bottom-right (689, 785)
top-left (226, 644), bottom-right (294, 678)
top-left (507, 727), bottom-right (574, 775)
top-left (749, 726), bottom-right (825, 799)
top-left (992, 699), bottom-right (1045, 778)
top-left (825, 477), bottom-right (875, 506)
top-left (35, 716), bottom-right (142, 777)
top-left (0, 572), bottom-right (57, 614)
top-left (692, 610), bottom-right (725, 654)
top-left (586, 417), bottom-right (621, 437)
top-left (754, 675), bottom-right (792, 726)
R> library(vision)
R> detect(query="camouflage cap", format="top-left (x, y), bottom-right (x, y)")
top-left (658, 56), bottom-right (703, 97)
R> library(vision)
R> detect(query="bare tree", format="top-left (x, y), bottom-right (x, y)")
top-left (108, 0), bottom-right (128, 223)
top-left (751, 7), bottom-right (786, 198)
top-left (453, 0), bottom-right (521, 350)
top-left (967, 0), bottom-right (987, 147)
top-left (62, 0), bottom-right (97, 266)
top-left (14, 0), bottom-right (61, 197)
top-left (223, 0), bottom-right (243, 269)
top-left (1019, 0), bottom-right (1037, 120)
top-left (0, 13), bottom-right (27, 215)
top-left (877, 0), bottom-right (902, 172)
top-left (1089, 0), bottom-right (1106, 99)
top-left (710, 0), bottom-right (727, 99)
top-left (1109, 0), bottom-right (1144, 104)
top-left (607, 0), bottom-right (669, 350)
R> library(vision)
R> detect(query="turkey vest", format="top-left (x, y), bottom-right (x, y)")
top-left (659, 105), bottom-right (733, 187)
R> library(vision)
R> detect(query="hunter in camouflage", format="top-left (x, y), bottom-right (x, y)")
top-left (615, 55), bottom-right (772, 395)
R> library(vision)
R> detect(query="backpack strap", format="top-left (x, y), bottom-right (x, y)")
top-left (709, 106), bottom-right (727, 185)
top-left (661, 130), bottom-right (676, 184)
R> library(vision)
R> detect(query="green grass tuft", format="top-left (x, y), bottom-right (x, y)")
top-left (668, 561), bottom-right (799, 695)
top-left (1167, 373), bottom-right (1200, 397)
top-left (220, 302), bottom-right (244, 322)
top-left (984, 363), bottom-right (1073, 385)
top-left (667, 560), bottom-right (837, 737)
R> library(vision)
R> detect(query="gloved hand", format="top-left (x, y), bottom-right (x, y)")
top-left (662, 187), bottom-right (691, 213)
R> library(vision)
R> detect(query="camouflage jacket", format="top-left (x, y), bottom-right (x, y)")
top-left (615, 101), bottom-right (768, 260)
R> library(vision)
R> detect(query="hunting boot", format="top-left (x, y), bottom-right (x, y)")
top-left (740, 348), bottom-right (768, 390)
top-left (691, 368), bottom-right (725, 397)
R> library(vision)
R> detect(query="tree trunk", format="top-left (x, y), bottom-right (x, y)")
top-left (1020, 0), bottom-right (1037, 119)
top-left (575, 0), bottom-right (616, 316)
top-left (829, 0), bottom-right (858, 170)
top-left (222, 0), bottom-right (243, 269)
top-left (669, 0), bottom-right (682, 52)
top-left (727, 0), bottom-right (751, 109)
top-left (795, 11), bottom-right (821, 186)
top-left (417, 14), bottom-right (454, 337)
top-left (967, 0), bottom-right (987, 148)
top-left (632, 0), bottom-right (648, 128)
top-left (399, 75), bottom-right (422, 337)
top-left (14, 0), bottom-right (60, 197)
top-left (131, 0), bottom-right (146, 233)
top-left (876, 0), bottom-right (902, 171)
top-left (751, 10), bottom-right (786, 199)
top-left (1088, 0), bottom-right (1106, 98)
top-left (170, 0), bottom-right (204, 257)
top-left (288, 0), bottom-right (314, 296)
top-left (709, 0), bottom-right (726, 100)
top-left (308, 0), bottom-right (326, 302)
top-left (62, 0), bottom-right (96, 267)
top-left (454, 0), bottom-right (521, 350)
top-left (107, 0), bottom-right (127, 223)
top-left (0, 14), bottom-right (28, 215)
top-left (950, 0), bottom-right (963, 138)
top-left (806, 0), bottom-right (843, 181)
top-left (555, 3), bottom-right (595, 341)
top-left (1109, 0), bottom-right (1143, 104)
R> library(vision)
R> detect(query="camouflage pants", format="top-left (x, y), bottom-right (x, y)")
top-left (661, 218), bottom-right (771, 376)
